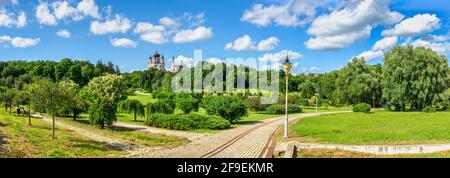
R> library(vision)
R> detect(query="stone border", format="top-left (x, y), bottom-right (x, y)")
top-left (281, 142), bottom-right (450, 155)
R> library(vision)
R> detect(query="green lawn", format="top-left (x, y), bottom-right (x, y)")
top-left (128, 93), bottom-right (158, 105)
top-left (290, 111), bottom-right (450, 145)
top-left (58, 116), bottom-right (188, 148)
top-left (0, 110), bottom-right (125, 158)
top-left (295, 148), bottom-right (450, 158)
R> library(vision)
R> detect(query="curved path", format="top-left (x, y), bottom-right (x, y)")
top-left (131, 112), bottom-right (348, 158)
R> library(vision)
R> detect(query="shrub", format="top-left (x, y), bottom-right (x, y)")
top-left (145, 113), bottom-right (230, 130)
top-left (244, 97), bottom-right (270, 111)
top-left (152, 91), bottom-right (175, 100)
top-left (300, 99), bottom-right (309, 106)
top-left (353, 103), bottom-right (371, 113)
top-left (422, 106), bottom-right (437, 113)
top-left (175, 93), bottom-right (200, 114)
top-left (146, 101), bottom-right (174, 115)
top-left (202, 96), bottom-right (248, 123)
top-left (265, 104), bottom-right (302, 115)
top-left (322, 99), bottom-right (329, 108)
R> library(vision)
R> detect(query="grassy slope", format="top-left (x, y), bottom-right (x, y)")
top-left (0, 111), bottom-right (125, 158)
top-left (291, 111), bottom-right (450, 145)
top-left (58, 116), bottom-right (188, 148)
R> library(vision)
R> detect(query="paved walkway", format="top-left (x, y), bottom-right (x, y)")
top-left (33, 114), bottom-right (139, 151)
top-left (278, 142), bottom-right (450, 155)
top-left (131, 112), bottom-right (347, 158)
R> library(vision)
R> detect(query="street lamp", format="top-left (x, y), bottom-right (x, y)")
top-left (315, 93), bottom-right (320, 113)
top-left (283, 52), bottom-right (292, 138)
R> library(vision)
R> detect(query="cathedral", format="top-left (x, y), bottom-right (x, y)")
top-left (148, 51), bottom-right (181, 72)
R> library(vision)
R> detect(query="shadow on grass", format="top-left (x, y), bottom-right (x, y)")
top-left (68, 138), bottom-right (121, 151)
top-left (109, 125), bottom-right (145, 132)
top-left (235, 120), bottom-right (263, 125)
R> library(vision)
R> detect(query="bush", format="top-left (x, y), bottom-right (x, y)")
top-left (300, 99), bottom-right (309, 106)
top-left (244, 97), bottom-right (270, 111)
top-left (353, 103), bottom-right (371, 113)
top-left (422, 106), bottom-right (437, 113)
top-left (265, 104), bottom-right (302, 115)
top-left (146, 101), bottom-right (174, 115)
top-left (175, 93), bottom-right (200, 114)
top-left (145, 113), bottom-right (231, 130)
top-left (202, 96), bottom-right (248, 123)
top-left (152, 91), bottom-right (175, 100)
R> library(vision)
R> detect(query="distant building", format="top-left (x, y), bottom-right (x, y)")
top-left (148, 51), bottom-right (165, 71)
top-left (148, 51), bottom-right (182, 73)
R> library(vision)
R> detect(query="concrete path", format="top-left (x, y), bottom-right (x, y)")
top-left (278, 142), bottom-right (450, 155)
top-left (131, 112), bottom-right (347, 158)
top-left (114, 122), bottom-right (207, 142)
top-left (33, 114), bottom-right (139, 151)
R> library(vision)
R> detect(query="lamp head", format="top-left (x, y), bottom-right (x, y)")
top-left (283, 52), bottom-right (292, 73)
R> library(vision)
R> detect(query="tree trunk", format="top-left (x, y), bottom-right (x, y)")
top-left (100, 123), bottom-right (104, 129)
top-left (28, 108), bottom-right (31, 126)
top-left (134, 112), bottom-right (137, 122)
top-left (73, 110), bottom-right (77, 121)
top-left (9, 105), bottom-right (11, 115)
top-left (52, 114), bottom-right (55, 139)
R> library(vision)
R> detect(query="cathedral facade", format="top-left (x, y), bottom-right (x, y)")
top-left (148, 51), bottom-right (182, 72)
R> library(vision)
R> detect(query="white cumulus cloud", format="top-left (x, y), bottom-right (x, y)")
top-left (225, 35), bottom-right (279, 51)
top-left (173, 26), bottom-right (213, 43)
top-left (305, 0), bottom-right (403, 50)
top-left (259, 49), bottom-right (303, 62)
top-left (357, 36), bottom-right (398, 61)
top-left (90, 14), bottom-right (131, 35)
top-left (11, 37), bottom-right (40, 48)
top-left (0, 35), bottom-right (12, 43)
top-left (382, 14), bottom-right (441, 37)
top-left (0, 9), bottom-right (26, 28)
top-left (57, 29), bottom-right (71, 38)
top-left (110, 38), bottom-right (137, 48)
top-left (133, 22), bottom-right (168, 44)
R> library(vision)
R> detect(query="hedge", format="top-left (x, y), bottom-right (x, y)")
top-left (145, 113), bottom-right (231, 130)
top-left (265, 104), bottom-right (302, 115)
top-left (353, 103), bottom-right (371, 113)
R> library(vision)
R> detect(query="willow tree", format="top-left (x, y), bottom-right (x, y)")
top-left (382, 46), bottom-right (449, 111)
top-left (118, 99), bottom-right (145, 122)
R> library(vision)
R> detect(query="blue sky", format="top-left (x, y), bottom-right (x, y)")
top-left (0, 0), bottom-right (449, 74)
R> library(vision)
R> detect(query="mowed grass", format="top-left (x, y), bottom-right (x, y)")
top-left (0, 111), bottom-right (125, 158)
top-left (295, 148), bottom-right (450, 158)
top-left (58, 116), bottom-right (188, 148)
top-left (128, 93), bottom-right (158, 105)
top-left (291, 111), bottom-right (450, 145)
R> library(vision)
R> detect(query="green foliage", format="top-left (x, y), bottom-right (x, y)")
top-left (422, 106), bottom-right (437, 113)
top-left (0, 88), bottom-right (18, 114)
top-left (265, 104), bottom-right (302, 115)
top-left (58, 80), bottom-right (87, 120)
top-left (244, 97), bottom-right (270, 111)
top-left (352, 103), bottom-right (372, 113)
top-left (174, 93), bottom-right (200, 114)
top-left (118, 99), bottom-right (145, 122)
top-left (202, 96), bottom-right (248, 123)
top-left (88, 99), bottom-right (117, 129)
top-left (145, 113), bottom-right (230, 130)
top-left (382, 46), bottom-right (449, 111)
top-left (84, 74), bottom-right (128, 129)
top-left (146, 101), bottom-right (174, 115)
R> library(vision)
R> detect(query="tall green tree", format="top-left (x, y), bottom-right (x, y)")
top-left (118, 99), bottom-right (145, 122)
top-left (59, 80), bottom-right (86, 121)
top-left (382, 46), bottom-right (449, 111)
top-left (0, 88), bottom-right (18, 115)
top-left (84, 74), bottom-right (128, 129)
top-left (27, 79), bottom-right (67, 139)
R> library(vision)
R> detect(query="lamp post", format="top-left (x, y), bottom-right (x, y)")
top-left (315, 93), bottom-right (320, 113)
top-left (283, 53), bottom-right (292, 138)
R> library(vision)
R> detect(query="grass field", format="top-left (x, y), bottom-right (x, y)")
top-left (0, 110), bottom-right (125, 158)
top-left (289, 111), bottom-right (450, 145)
top-left (295, 148), bottom-right (450, 158)
top-left (128, 93), bottom-right (158, 105)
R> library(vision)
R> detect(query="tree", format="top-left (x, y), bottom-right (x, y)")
top-left (84, 74), bottom-right (128, 129)
top-left (118, 99), bottom-right (145, 122)
top-left (59, 80), bottom-right (86, 121)
top-left (27, 79), bottom-right (67, 139)
top-left (202, 96), bottom-right (248, 123)
top-left (13, 90), bottom-right (31, 125)
top-left (0, 88), bottom-right (18, 115)
top-left (382, 46), bottom-right (449, 111)
top-left (174, 93), bottom-right (200, 114)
